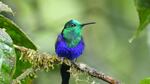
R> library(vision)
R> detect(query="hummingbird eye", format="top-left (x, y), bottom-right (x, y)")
top-left (70, 24), bottom-right (76, 27)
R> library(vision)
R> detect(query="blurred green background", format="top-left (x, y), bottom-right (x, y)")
top-left (2, 0), bottom-right (150, 84)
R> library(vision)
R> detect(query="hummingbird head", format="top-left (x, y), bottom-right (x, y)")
top-left (62, 19), bottom-right (95, 47)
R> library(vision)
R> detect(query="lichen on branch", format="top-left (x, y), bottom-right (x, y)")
top-left (12, 44), bottom-right (120, 84)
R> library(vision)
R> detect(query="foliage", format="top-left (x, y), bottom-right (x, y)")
top-left (140, 78), bottom-right (150, 84)
top-left (0, 1), bottom-right (37, 83)
top-left (0, 1), bottom-right (13, 14)
top-left (129, 0), bottom-right (150, 42)
top-left (0, 29), bottom-right (16, 84)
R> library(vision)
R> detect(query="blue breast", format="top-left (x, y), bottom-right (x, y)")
top-left (55, 34), bottom-right (85, 60)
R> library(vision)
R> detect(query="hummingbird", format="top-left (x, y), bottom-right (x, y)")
top-left (55, 19), bottom-right (95, 84)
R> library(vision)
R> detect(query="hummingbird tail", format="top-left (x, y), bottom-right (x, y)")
top-left (61, 63), bottom-right (70, 84)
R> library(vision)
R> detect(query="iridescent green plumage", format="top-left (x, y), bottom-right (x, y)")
top-left (62, 20), bottom-right (83, 47)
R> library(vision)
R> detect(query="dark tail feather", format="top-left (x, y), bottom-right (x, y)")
top-left (61, 63), bottom-right (70, 84)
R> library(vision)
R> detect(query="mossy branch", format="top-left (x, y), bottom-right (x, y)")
top-left (12, 44), bottom-right (120, 84)
top-left (12, 68), bottom-right (36, 84)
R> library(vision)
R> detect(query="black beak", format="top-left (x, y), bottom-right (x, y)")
top-left (81, 22), bottom-right (96, 27)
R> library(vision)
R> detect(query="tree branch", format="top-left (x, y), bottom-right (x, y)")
top-left (13, 44), bottom-right (120, 84)
top-left (12, 68), bottom-right (35, 84)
